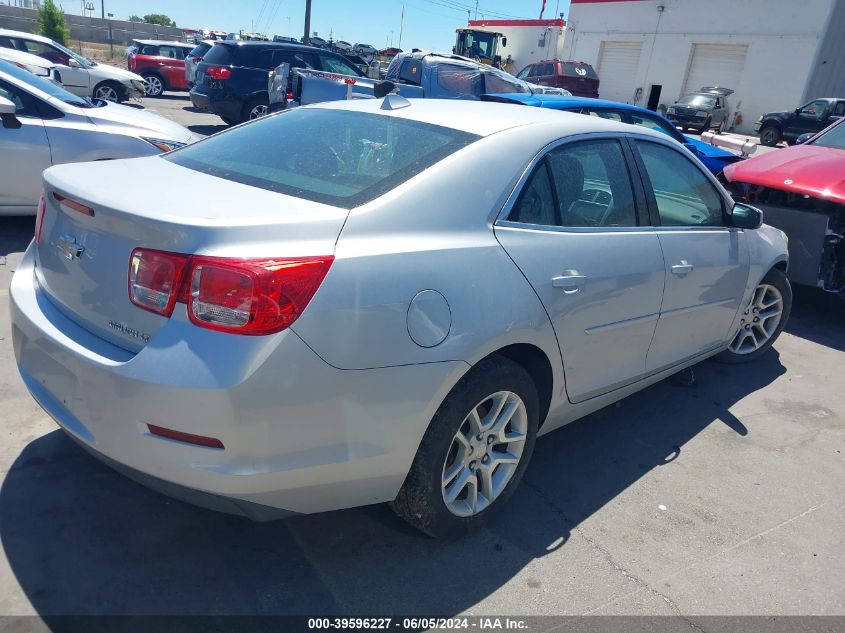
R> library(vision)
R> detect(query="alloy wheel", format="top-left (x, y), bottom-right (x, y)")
top-left (249, 104), bottom-right (269, 119)
top-left (94, 84), bottom-right (119, 102)
top-left (144, 76), bottom-right (163, 96)
top-left (441, 391), bottom-right (528, 517)
top-left (729, 284), bottom-right (784, 354)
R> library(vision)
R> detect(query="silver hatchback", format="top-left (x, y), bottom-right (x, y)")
top-left (11, 97), bottom-right (790, 537)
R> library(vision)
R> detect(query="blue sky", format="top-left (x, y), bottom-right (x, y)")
top-left (66, 0), bottom-right (572, 50)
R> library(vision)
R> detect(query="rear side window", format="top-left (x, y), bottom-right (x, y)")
top-left (277, 50), bottom-right (318, 69)
top-left (201, 44), bottom-right (236, 65)
top-left (166, 109), bottom-right (480, 209)
top-left (157, 45), bottom-right (184, 60)
top-left (189, 43), bottom-right (211, 58)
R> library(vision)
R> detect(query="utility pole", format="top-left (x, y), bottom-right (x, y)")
top-left (398, 3), bottom-right (404, 50)
top-left (101, 0), bottom-right (104, 19)
top-left (303, 0), bottom-right (312, 44)
top-left (474, 0), bottom-right (479, 20)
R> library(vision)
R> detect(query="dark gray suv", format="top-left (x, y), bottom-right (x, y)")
top-left (666, 86), bottom-right (733, 134)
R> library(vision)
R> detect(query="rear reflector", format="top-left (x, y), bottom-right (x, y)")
top-left (147, 424), bottom-right (225, 449)
top-left (53, 192), bottom-right (94, 217)
top-left (128, 248), bottom-right (189, 316)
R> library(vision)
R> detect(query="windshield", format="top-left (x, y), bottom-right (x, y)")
top-left (810, 118), bottom-right (845, 149)
top-left (166, 108), bottom-right (480, 208)
top-left (677, 94), bottom-right (716, 109)
top-left (0, 59), bottom-right (92, 107)
top-left (460, 32), bottom-right (498, 59)
top-left (49, 39), bottom-right (94, 68)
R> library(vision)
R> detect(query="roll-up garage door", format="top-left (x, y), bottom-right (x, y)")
top-left (597, 41), bottom-right (642, 103)
top-left (682, 44), bottom-right (748, 95)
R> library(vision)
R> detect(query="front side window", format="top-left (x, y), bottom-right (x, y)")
top-left (483, 69), bottom-right (527, 94)
top-left (516, 66), bottom-right (530, 80)
top-left (0, 79), bottom-right (41, 117)
top-left (799, 99), bottom-right (829, 120)
top-left (276, 50), bottom-right (318, 70)
top-left (509, 139), bottom-right (639, 228)
top-left (636, 141), bottom-right (724, 227)
top-left (625, 112), bottom-right (685, 142)
top-left (165, 108), bottom-right (479, 209)
top-left (809, 118), bottom-right (845, 149)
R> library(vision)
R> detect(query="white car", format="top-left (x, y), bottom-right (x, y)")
top-left (0, 28), bottom-right (146, 102)
top-left (0, 60), bottom-right (199, 215)
top-left (0, 46), bottom-right (55, 79)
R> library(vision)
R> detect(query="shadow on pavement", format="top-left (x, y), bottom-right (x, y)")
top-left (0, 217), bottom-right (34, 257)
top-left (785, 285), bottom-right (845, 352)
top-left (188, 123), bottom-right (230, 136)
top-left (0, 346), bottom-right (787, 615)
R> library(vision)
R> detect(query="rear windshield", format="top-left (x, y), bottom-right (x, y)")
top-left (562, 62), bottom-right (597, 79)
top-left (810, 118), bottom-right (845, 149)
top-left (165, 108), bottom-right (480, 208)
top-left (189, 43), bottom-right (211, 57)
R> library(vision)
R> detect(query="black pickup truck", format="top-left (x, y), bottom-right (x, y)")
top-left (756, 97), bottom-right (845, 146)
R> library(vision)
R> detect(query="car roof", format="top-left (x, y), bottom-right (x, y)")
top-left (219, 40), bottom-right (322, 52)
top-left (132, 39), bottom-right (192, 47)
top-left (309, 97), bottom-right (670, 141)
top-left (0, 28), bottom-right (52, 43)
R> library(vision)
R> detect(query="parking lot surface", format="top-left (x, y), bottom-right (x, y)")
top-left (0, 95), bottom-right (842, 621)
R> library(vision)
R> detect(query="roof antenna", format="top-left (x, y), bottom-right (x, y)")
top-left (380, 82), bottom-right (411, 110)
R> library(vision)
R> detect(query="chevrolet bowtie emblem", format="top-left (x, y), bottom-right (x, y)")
top-left (57, 235), bottom-right (85, 261)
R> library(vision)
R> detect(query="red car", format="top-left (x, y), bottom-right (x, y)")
top-left (722, 117), bottom-right (845, 296)
top-left (515, 60), bottom-right (599, 98)
top-left (127, 39), bottom-right (195, 97)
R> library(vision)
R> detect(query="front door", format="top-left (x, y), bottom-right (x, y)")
top-left (495, 137), bottom-right (666, 403)
top-left (788, 100), bottom-right (832, 142)
top-left (0, 80), bottom-right (51, 213)
top-left (632, 139), bottom-right (749, 371)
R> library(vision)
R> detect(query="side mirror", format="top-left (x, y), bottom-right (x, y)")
top-left (0, 95), bottom-right (21, 129)
top-left (502, 37), bottom-right (507, 47)
top-left (731, 202), bottom-right (763, 230)
top-left (68, 57), bottom-right (81, 68)
top-left (796, 132), bottom-right (814, 145)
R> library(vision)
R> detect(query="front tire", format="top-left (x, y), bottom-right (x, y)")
top-left (716, 268), bottom-right (791, 364)
top-left (698, 117), bottom-right (712, 134)
top-left (93, 80), bottom-right (122, 102)
top-left (759, 124), bottom-right (781, 147)
top-left (391, 356), bottom-right (539, 538)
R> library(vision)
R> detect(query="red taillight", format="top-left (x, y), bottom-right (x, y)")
top-left (147, 424), bottom-right (224, 449)
top-left (128, 53), bottom-right (136, 70)
top-left (128, 248), bottom-right (189, 316)
top-left (53, 192), bottom-right (94, 216)
top-left (127, 250), bottom-right (333, 335)
top-left (34, 191), bottom-right (46, 245)
top-left (206, 65), bottom-right (231, 80)
top-left (186, 256), bottom-right (334, 334)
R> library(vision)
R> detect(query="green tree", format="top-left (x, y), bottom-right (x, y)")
top-left (128, 15), bottom-right (143, 22)
top-left (143, 14), bottom-right (176, 27)
top-left (37, 0), bottom-right (70, 46)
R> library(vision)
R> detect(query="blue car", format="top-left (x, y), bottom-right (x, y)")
top-left (482, 93), bottom-right (742, 176)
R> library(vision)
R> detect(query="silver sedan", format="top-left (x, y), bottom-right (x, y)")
top-left (11, 96), bottom-right (790, 537)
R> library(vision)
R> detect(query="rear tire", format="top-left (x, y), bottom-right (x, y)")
top-left (221, 116), bottom-right (239, 126)
top-left (716, 268), bottom-right (791, 364)
top-left (391, 356), bottom-right (539, 538)
top-left (759, 124), bottom-right (781, 147)
top-left (142, 72), bottom-right (165, 97)
top-left (241, 95), bottom-right (269, 122)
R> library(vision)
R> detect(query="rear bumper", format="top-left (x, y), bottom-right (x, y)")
top-left (11, 245), bottom-right (466, 516)
top-left (189, 86), bottom-right (242, 120)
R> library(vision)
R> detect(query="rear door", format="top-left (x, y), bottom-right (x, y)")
top-left (631, 139), bottom-right (749, 371)
top-left (494, 136), bottom-right (666, 403)
top-left (155, 45), bottom-right (188, 90)
top-left (0, 79), bottom-right (51, 213)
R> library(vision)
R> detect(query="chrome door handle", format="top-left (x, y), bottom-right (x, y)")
top-left (552, 272), bottom-right (586, 294)
top-left (671, 261), bottom-right (694, 275)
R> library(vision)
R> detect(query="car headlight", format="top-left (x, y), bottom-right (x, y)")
top-left (696, 110), bottom-right (708, 117)
top-left (131, 79), bottom-right (145, 90)
top-left (142, 137), bottom-right (187, 152)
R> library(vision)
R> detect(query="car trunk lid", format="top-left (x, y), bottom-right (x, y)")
top-left (35, 156), bottom-right (349, 353)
